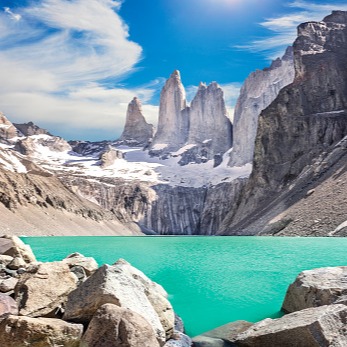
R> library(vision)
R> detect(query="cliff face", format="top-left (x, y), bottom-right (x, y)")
top-left (0, 114), bottom-right (19, 143)
top-left (229, 47), bottom-right (295, 167)
top-left (150, 70), bottom-right (188, 152)
top-left (188, 82), bottom-right (232, 158)
top-left (118, 97), bottom-right (154, 146)
top-left (220, 11), bottom-right (347, 235)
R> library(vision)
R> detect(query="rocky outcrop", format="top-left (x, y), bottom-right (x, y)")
top-left (220, 11), bottom-right (347, 235)
top-left (150, 70), bottom-right (188, 153)
top-left (282, 266), bottom-right (347, 313)
top-left (15, 261), bottom-right (78, 317)
top-left (118, 97), bottom-right (154, 146)
top-left (229, 47), bottom-right (294, 167)
top-left (99, 146), bottom-right (124, 168)
top-left (64, 259), bottom-right (174, 344)
top-left (0, 315), bottom-right (83, 347)
top-left (234, 304), bottom-right (347, 347)
top-left (0, 113), bottom-right (18, 142)
top-left (0, 236), bottom-right (36, 263)
top-left (13, 121), bottom-right (51, 137)
top-left (0, 294), bottom-right (18, 320)
top-left (81, 303), bottom-right (161, 347)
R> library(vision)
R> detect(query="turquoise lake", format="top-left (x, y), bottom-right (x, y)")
top-left (21, 236), bottom-right (347, 337)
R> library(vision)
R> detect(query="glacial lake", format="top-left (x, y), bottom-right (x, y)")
top-left (22, 236), bottom-right (347, 337)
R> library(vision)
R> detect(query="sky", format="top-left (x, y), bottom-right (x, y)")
top-left (1, 0), bottom-right (347, 141)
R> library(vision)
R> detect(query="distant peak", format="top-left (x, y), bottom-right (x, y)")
top-left (170, 70), bottom-right (181, 79)
top-left (198, 82), bottom-right (207, 90)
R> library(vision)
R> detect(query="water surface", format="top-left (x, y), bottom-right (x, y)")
top-left (22, 236), bottom-right (347, 336)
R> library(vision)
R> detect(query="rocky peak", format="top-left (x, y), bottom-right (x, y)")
top-left (228, 46), bottom-right (295, 167)
top-left (0, 113), bottom-right (19, 143)
top-left (13, 121), bottom-right (51, 137)
top-left (150, 70), bottom-right (188, 152)
top-left (188, 81), bottom-right (232, 156)
top-left (118, 97), bottom-right (154, 146)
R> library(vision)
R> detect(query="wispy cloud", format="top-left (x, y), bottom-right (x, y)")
top-left (0, 0), bottom-right (158, 140)
top-left (237, 1), bottom-right (347, 59)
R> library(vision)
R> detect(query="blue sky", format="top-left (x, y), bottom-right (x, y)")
top-left (1, 0), bottom-right (347, 140)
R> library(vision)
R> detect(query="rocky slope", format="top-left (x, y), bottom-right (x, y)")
top-left (220, 11), bottom-right (347, 235)
top-left (229, 47), bottom-right (295, 166)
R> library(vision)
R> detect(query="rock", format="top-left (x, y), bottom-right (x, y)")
top-left (15, 261), bottom-right (78, 317)
top-left (0, 235), bottom-right (36, 263)
top-left (7, 256), bottom-right (26, 270)
top-left (0, 277), bottom-right (18, 293)
top-left (99, 146), bottom-right (124, 168)
top-left (188, 82), bottom-right (232, 162)
top-left (0, 294), bottom-right (18, 320)
top-left (0, 113), bottom-right (18, 142)
top-left (234, 304), bottom-right (347, 347)
top-left (201, 321), bottom-right (253, 343)
top-left (0, 255), bottom-right (13, 267)
top-left (282, 266), bottom-right (347, 313)
top-left (118, 97), bottom-right (154, 146)
top-left (150, 70), bottom-right (188, 153)
top-left (229, 47), bottom-right (294, 167)
top-left (13, 121), bottom-right (51, 136)
top-left (164, 331), bottom-right (192, 347)
top-left (70, 265), bottom-right (87, 283)
top-left (192, 335), bottom-right (228, 347)
top-left (80, 303), bottom-right (160, 347)
top-left (0, 315), bottom-right (83, 347)
top-left (64, 259), bottom-right (174, 344)
top-left (62, 252), bottom-right (98, 276)
top-left (174, 314), bottom-right (185, 333)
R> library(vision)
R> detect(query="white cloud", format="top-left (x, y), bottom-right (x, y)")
top-left (0, 1), bottom-right (158, 140)
top-left (237, 1), bottom-right (347, 59)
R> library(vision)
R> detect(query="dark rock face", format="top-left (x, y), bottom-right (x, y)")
top-left (220, 11), bottom-right (347, 235)
top-left (13, 121), bottom-right (51, 137)
top-left (118, 97), bottom-right (154, 146)
top-left (229, 47), bottom-right (294, 166)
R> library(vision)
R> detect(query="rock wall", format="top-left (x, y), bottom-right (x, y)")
top-left (229, 47), bottom-right (294, 167)
top-left (0, 113), bottom-right (18, 143)
top-left (220, 11), bottom-right (347, 235)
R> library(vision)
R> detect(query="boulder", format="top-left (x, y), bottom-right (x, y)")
top-left (64, 259), bottom-right (174, 344)
top-left (62, 252), bottom-right (98, 276)
top-left (282, 266), bottom-right (347, 313)
top-left (80, 303), bottom-right (160, 347)
top-left (0, 236), bottom-right (36, 263)
top-left (0, 294), bottom-right (18, 320)
top-left (234, 304), bottom-right (347, 347)
top-left (192, 321), bottom-right (252, 347)
top-left (164, 331), bottom-right (192, 347)
top-left (15, 261), bottom-right (78, 317)
top-left (0, 277), bottom-right (18, 293)
top-left (0, 255), bottom-right (13, 266)
top-left (7, 256), bottom-right (26, 270)
top-left (0, 315), bottom-right (83, 347)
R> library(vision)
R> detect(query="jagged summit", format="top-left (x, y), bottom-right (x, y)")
top-left (13, 121), bottom-right (51, 137)
top-left (0, 113), bottom-right (20, 143)
top-left (149, 70), bottom-right (233, 166)
top-left (118, 97), bottom-right (154, 146)
top-left (150, 69), bottom-right (188, 152)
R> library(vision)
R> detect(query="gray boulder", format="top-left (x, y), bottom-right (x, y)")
top-left (234, 304), bottom-right (347, 347)
top-left (282, 266), bottom-right (347, 313)
top-left (15, 261), bottom-right (78, 317)
top-left (0, 315), bottom-right (83, 347)
top-left (0, 236), bottom-right (36, 264)
top-left (62, 252), bottom-right (98, 276)
top-left (0, 294), bottom-right (18, 320)
top-left (80, 303), bottom-right (160, 347)
top-left (164, 331), bottom-right (192, 347)
top-left (64, 259), bottom-right (174, 344)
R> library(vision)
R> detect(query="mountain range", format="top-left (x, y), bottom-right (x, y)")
top-left (0, 11), bottom-right (346, 237)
